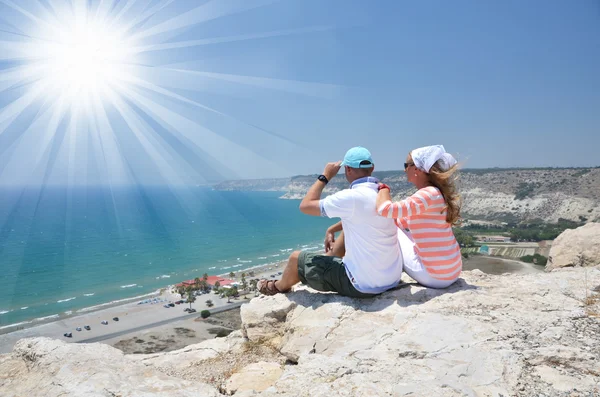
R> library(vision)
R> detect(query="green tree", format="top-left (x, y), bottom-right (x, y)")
top-left (194, 277), bottom-right (201, 291)
top-left (186, 289), bottom-right (196, 309)
top-left (202, 273), bottom-right (208, 281)
top-left (200, 310), bottom-right (210, 319)
top-left (201, 279), bottom-right (209, 292)
top-left (241, 275), bottom-right (248, 298)
top-left (214, 280), bottom-right (221, 291)
top-left (229, 271), bottom-right (235, 279)
top-left (225, 288), bottom-right (234, 303)
top-left (250, 279), bottom-right (258, 291)
top-left (205, 299), bottom-right (214, 307)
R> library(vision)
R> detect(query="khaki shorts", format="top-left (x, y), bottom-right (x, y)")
top-left (297, 251), bottom-right (377, 298)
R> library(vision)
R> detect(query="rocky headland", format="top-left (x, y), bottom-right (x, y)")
top-left (214, 168), bottom-right (600, 224)
top-left (1, 225), bottom-right (599, 397)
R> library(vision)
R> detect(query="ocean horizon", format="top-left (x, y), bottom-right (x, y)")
top-left (0, 186), bottom-right (333, 330)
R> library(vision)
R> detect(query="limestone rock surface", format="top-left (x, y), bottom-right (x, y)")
top-left (0, 337), bottom-right (220, 397)
top-left (2, 267), bottom-right (599, 397)
top-left (547, 223), bottom-right (600, 271)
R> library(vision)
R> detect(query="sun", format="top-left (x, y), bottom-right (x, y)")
top-left (0, 0), bottom-right (329, 187)
top-left (32, 11), bottom-right (135, 106)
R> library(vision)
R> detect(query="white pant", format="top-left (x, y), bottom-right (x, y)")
top-left (397, 228), bottom-right (458, 289)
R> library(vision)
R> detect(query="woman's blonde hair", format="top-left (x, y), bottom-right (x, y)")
top-left (409, 153), bottom-right (462, 225)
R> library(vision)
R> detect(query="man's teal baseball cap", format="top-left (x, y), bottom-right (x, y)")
top-left (340, 146), bottom-right (374, 169)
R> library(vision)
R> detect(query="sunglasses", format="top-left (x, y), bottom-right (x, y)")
top-left (404, 162), bottom-right (414, 170)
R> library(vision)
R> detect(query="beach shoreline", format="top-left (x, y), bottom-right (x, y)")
top-left (0, 259), bottom-right (289, 354)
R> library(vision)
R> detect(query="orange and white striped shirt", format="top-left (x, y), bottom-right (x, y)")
top-left (377, 186), bottom-right (462, 281)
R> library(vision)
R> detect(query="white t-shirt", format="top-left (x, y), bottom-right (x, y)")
top-left (320, 177), bottom-right (403, 293)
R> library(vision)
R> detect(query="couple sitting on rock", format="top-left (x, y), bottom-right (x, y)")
top-left (257, 145), bottom-right (462, 298)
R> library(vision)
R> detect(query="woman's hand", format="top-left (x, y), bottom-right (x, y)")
top-left (376, 183), bottom-right (392, 211)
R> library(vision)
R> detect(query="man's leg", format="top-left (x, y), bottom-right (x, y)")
top-left (274, 250), bottom-right (301, 292)
top-left (326, 231), bottom-right (345, 258)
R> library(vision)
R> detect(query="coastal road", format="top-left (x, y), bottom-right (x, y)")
top-left (76, 301), bottom-right (247, 344)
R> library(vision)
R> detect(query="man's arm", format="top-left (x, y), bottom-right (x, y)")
top-left (328, 221), bottom-right (343, 233)
top-left (324, 221), bottom-right (343, 253)
top-left (299, 161), bottom-right (341, 216)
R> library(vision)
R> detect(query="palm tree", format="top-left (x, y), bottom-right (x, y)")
top-left (199, 279), bottom-right (208, 292)
top-left (205, 299), bottom-right (213, 307)
top-left (241, 275), bottom-right (248, 298)
top-left (186, 290), bottom-right (196, 309)
top-left (229, 271), bottom-right (235, 279)
top-left (202, 273), bottom-right (208, 282)
top-left (194, 277), bottom-right (201, 291)
top-left (250, 279), bottom-right (258, 291)
top-left (226, 288), bottom-right (233, 303)
top-left (214, 280), bottom-right (221, 290)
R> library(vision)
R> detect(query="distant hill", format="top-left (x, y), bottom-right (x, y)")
top-left (212, 167), bottom-right (600, 223)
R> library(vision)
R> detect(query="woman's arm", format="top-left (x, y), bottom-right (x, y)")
top-left (377, 187), bottom-right (445, 219)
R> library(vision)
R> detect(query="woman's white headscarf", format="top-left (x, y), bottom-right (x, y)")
top-left (411, 145), bottom-right (457, 173)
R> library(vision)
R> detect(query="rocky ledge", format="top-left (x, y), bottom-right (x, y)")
top-left (1, 264), bottom-right (598, 397)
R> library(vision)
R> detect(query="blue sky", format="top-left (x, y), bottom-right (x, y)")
top-left (0, 0), bottom-right (598, 185)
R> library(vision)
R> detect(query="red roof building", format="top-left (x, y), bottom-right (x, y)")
top-left (176, 276), bottom-right (235, 288)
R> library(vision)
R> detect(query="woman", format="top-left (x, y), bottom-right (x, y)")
top-left (376, 145), bottom-right (462, 288)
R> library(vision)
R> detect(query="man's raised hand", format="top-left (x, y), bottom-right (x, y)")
top-left (323, 161), bottom-right (342, 181)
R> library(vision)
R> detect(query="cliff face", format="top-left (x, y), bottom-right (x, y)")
top-left (2, 268), bottom-right (599, 396)
top-left (213, 168), bottom-right (600, 223)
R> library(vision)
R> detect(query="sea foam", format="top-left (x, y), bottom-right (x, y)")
top-left (57, 297), bottom-right (76, 303)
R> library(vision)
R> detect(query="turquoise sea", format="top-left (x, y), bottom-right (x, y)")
top-left (0, 186), bottom-right (333, 330)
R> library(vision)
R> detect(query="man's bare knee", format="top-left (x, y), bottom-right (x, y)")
top-left (289, 250), bottom-right (300, 264)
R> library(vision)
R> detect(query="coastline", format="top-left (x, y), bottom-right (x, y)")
top-left (0, 259), bottom-right (289, 354)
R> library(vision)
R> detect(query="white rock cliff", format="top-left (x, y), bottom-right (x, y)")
top-left (2, 265), bottom-right (599, 397)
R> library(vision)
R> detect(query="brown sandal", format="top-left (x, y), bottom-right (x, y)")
top-left (257, 279), bottom-right (283, 296)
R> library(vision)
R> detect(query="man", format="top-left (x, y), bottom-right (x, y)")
top-left (257, 147), bottom-right (403, 297)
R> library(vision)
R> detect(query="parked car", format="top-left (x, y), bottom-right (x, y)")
top-left (84, 325), bottom-right (91, 330)
top-left (101, 320), bottom-right (108, 325)
top-left (76, 327), bottom-right (82, 331)
top-left (63, 332), bottom-right (72, 338)
top-left (184, 308), bottom-right (190, 312)
top-left (112, 317), bottom-right (119, 321)
top-left (163, 304), bottom-right (170, 308)
top-left (168, 303), bottom-right (175, 307)
top-left (188, 308), bottom-right (196, 313)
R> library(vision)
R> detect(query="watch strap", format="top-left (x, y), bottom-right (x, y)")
top-left (317, 174), bottom-right (329, 184)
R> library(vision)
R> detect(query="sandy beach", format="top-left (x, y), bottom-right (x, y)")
top-left (0, 259), bottom-right (289, 354)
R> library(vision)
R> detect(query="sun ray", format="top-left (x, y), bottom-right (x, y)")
top-left (129, 0), bottom-right (280, 42)
top-left (109, 79), bottom-right (280, 175)
top-left (0, 0), bottom-right (53, 28)
top-left (120, 71), bottom-right (303, 146)
top-left (130, 25), bottom-right (333, 54)
top-left (156, 67), bottom-right (340, 99)
top-left (0, 81), bottom-right (50, 133)
top-left (117, 0), bottom-right (176, 36)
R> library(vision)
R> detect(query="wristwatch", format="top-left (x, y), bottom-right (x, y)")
top-left (317, 174), bottom-right (329, 184)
